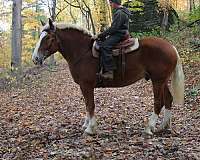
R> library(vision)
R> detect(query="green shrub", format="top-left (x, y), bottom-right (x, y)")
top-left (188, 5), bottom-right (200, 22)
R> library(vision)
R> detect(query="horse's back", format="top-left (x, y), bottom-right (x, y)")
top-left (138, 37), bottom-right (178, 80)
top-left (140, 37), bottom-right (176, 55)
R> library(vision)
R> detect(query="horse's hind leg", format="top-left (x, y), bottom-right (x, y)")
top-left (144, 82), bottom-right (165, 135)
top-left (80, 84), bottom-right (97, 135)
top-left (159, 84), bottom-right (173, 131)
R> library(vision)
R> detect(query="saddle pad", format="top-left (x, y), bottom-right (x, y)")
top-left (92, 38), bottom-right (139, 58)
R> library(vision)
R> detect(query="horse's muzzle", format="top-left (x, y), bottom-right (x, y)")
top-left (32, 56), bottom-right (43, 65)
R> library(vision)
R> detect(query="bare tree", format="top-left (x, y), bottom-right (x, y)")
top-left (160, 0), bottom-right (169, 30)
top-left (187, 0), bottom-right (196, 11)
top-left (11, 0), bottom-right (22, 75)
top-left (64, 0), bottom-right (96, 34)
top-left (99, 0), bottom-right (110, 32)
top-left (69, 3), bottom-right (77, 23)
top-left (190, 0), bottom-right (192, 11)
top-left (47, 0), bottom-right (56, 65)
top-left (192, 0), bottom-right (195, 9)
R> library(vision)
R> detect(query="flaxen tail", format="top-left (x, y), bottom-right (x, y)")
top-left (171, 47), bottom-right (185, 105)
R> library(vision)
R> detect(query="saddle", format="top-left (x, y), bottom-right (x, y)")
top-left (92, 36), bottom-right (139, 58)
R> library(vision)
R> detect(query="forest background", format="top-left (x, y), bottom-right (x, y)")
top-left (0, 0), bottom-right (199, 75)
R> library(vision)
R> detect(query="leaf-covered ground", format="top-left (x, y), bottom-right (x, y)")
top-left (0, 59), bottom-right (199, 160)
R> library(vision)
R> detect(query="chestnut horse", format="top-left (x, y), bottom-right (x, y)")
top-left (32, 19), bottom-right (184, 135)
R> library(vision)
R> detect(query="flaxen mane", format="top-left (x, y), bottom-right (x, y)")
top-left (41, 22), bottom-right (93, 36)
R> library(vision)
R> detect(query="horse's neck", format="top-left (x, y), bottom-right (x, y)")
top-left (57, 30), bottom-right (91, 64)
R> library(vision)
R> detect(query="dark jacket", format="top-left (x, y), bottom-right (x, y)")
top-left (100, 7), bottom-right (131, 38)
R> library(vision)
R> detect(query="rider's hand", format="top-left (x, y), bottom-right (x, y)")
top-left (97, 33), bottom-right (105, 40)
top-left (92, 35), bottom-right (98, 40)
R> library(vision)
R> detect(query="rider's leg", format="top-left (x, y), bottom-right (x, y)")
top-left (100, 33), bottom-right (124, 79)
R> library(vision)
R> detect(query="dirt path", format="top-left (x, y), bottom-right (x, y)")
top-left (0, 60), bottom-right (199, 159)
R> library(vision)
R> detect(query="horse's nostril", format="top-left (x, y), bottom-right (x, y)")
top-left (32, 56), bottom-right (39, 65)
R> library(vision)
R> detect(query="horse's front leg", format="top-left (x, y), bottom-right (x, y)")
top-left (80, 84), bottom-right (97, 135)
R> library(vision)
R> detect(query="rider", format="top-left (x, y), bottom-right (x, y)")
top-left (98, 0), bottom-right (131, 79)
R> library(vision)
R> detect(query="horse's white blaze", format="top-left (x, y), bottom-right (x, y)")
top-left (84, 116), bottom-right (97, 134)
top-left (144, 112), bottom-right (158, 135)
top-left (160, 109), bottom-right (171, 129)
top-left (32, 31), bottom-right (47, 60)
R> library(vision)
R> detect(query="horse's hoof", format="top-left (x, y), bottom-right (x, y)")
top-left (157, 123), bottom-right (170, 133)
top-left (157, 126), bottom-right (167, 132)
top-left (144, 130), bottom-right (153, 136)
top-left (83, 132), bottom-right (96, 137)
top-left (82, 124), bottom-right (88, 130)
top-left (144, 126), bottom-right (154, 135)
top-left (160, 122), bottom-right (170, 130)
top-left (156, 125), bottom-right (179, 135)
top-left (84, 126), bottom-right (97, 135)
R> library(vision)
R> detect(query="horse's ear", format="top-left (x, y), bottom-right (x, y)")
top-left (49, 18), bottom-right (55, 31)
top-left (40, 20), bottom-right (45, 26)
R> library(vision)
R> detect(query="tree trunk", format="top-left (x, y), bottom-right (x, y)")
top-left (11, 0), bottom-right (22, 75)
top-left (160, 0), bottom-right (169, 31)
top-left (82, 0), bottom-right (96, 34)
top-left (161, 9), bottom-right (169, 30)
top-left (188, 0), bottom-right (193, 11)
top-left (192, 0), bottom-right (195, 9)
top-left (69, 3), bottom-right (77, 23)
top-left (99, 0), bottom-right (109, 32)
top-left (48, 0), bottom-right (56, 66)
top-left (87, 7), bottom-right (96, 35)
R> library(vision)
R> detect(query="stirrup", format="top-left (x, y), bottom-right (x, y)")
top-left (101, 71), bottom-right (113, 80)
